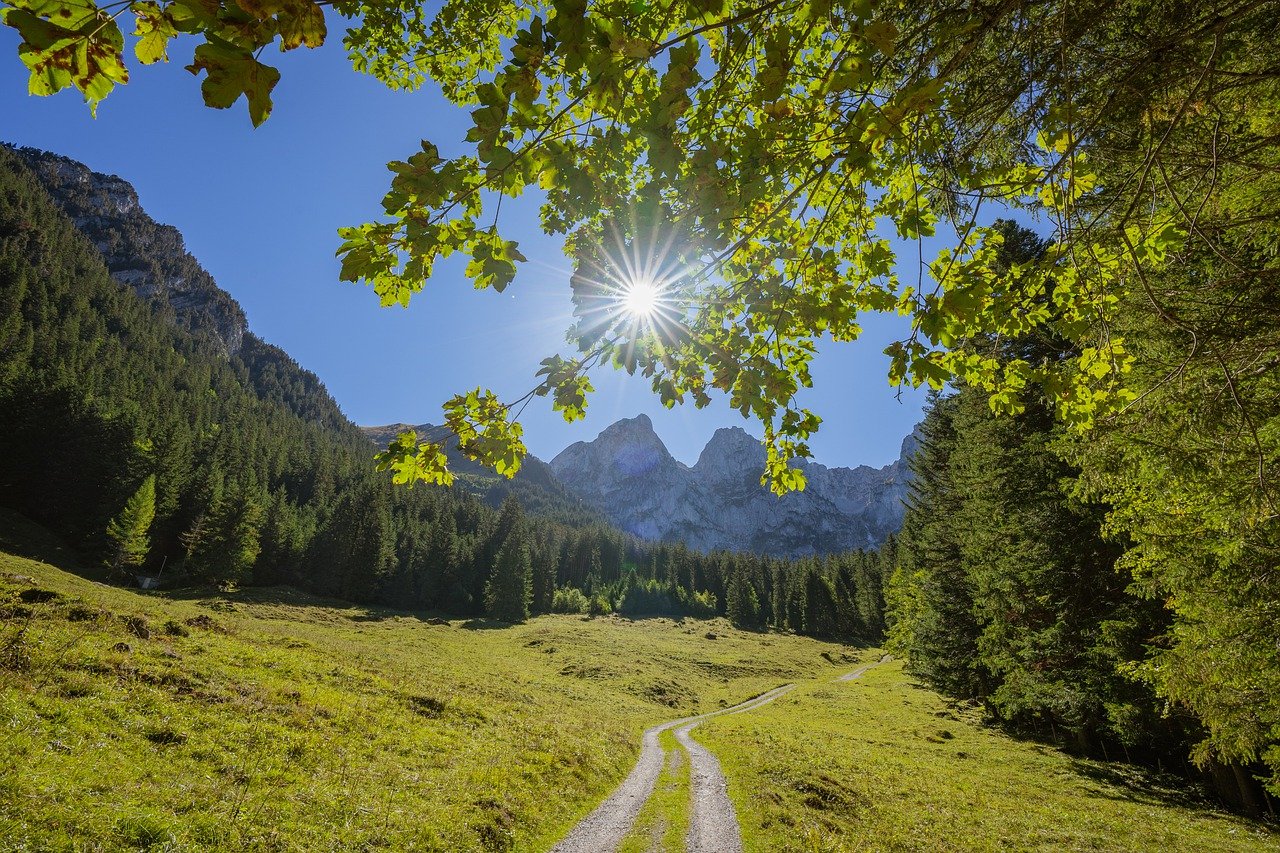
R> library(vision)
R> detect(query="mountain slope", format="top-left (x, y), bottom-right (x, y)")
top-left (361, 423), bottom-right (606, 525)
top-left (551, 415), bottom-right (915, 557)
top-left (11, 146), bottom-right (249, 357)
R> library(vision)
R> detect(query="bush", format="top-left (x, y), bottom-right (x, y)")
top-left (677, 588), bottom-right (719, 619)
top-left (587, 595), bottom-right (612, 617)
top-left (551, 587), bottom-right (589, 614)
top-left (618, 579), bottom-right (679, 617)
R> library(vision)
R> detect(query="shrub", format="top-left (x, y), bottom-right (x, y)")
top-left (551, 587), bottom-right (589, 614)
top-left (618, 579), bottom-right (679, 617)
top-left (677, 589), bottom-right (719, 619)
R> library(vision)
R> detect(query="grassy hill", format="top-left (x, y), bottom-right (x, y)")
top-left (1, 533), bottom-right (1274, 851)
top-left (699, 666), bottom-right (1278, 852)
top-left (0, 543), bottom-right (858, 851)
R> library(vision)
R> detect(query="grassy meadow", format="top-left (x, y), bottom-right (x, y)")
top-left (1, 511), bottom-right (1276, 852)
top-left (0, 537), bottom-right (862, 852)
top-left (698, 662), bottom-right (1279, 852)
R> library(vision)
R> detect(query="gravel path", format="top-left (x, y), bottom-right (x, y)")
top-left (551, 656), bottom-right (892, 853)
top-left (549, 684), bottom-right (794, 853)
top-left (838, 653), bottom-right (892, 681)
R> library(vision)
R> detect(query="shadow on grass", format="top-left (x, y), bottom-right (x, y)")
top-left (158, 583), bottom-right (462, 625)
top-left (1062, 758), bottom-right (1253, 820)
top-left (0, 507), bottom-right (101, 579)
top-left (460, 617), bottom-right (514, 630)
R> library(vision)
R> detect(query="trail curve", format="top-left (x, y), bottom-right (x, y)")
top-left (550, 655), bottom-right (891, 853)
top-left (549, 684), bottom-right (793, 853)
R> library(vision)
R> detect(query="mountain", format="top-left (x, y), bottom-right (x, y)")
top-left (11, 147), bottom-right (249, 357)
top-left (361, 423), bottom-right (605, 525)
top-left (550, 415), bottom-right (917, 557)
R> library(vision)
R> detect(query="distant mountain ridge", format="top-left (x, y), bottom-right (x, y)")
top-left (360, 423), bottom-right (606, 525)
top-left (550, 415), bottom-right (917, 557)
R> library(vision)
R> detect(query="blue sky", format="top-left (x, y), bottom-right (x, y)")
top-left (1, 26), bottom-right (929, 468)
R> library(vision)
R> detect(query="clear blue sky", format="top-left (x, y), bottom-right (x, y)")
top-left (1, 26), bottom-right (929, 468)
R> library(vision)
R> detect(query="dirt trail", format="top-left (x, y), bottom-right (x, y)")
top-left (549, 684), bottom-right (793, 853)
top-left (551, 656), bottom-right (890, 853)
top-left (675, 719), bottom-right (738, 852)
top-left (837, 653), bottom-right (892, 682)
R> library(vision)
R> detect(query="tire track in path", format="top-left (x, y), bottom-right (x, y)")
top-left (549, 684), bottom-right (794, 853)
top-left (551, 655), bottom-right (890, 853)
top-left (837, 653), bottom-right (892, 682)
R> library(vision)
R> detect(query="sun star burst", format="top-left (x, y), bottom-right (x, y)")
top-left (622, 277), bottom-right (662, 318)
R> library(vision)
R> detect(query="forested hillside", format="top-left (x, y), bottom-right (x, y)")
top-left (0, 145), bottom-right (882, 638)
top-left (884, 222), bottom-right (1279, 813)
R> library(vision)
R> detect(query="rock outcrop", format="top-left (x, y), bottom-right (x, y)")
top-left (11, 146), bottom-right (248, 357)
top-left (551, 415), bottom-right (917, 557)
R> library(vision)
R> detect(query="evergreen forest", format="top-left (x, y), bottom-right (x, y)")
top-left (885, 221), bottom-right (1279, 813)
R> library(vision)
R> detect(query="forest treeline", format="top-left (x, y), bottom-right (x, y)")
top-left (0, 146), bottom-right (882, 641)
top-left (883, 222), bottom-right (1278, 813)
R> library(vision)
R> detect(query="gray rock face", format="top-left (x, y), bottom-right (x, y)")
top-left (551, 415), bottom-right (919, 557)
top-left (11, 146), bottom-right (247, 357)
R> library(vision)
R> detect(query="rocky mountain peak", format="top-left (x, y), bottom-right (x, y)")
top-left (898, 424), bottom-right (924, 461)
top-left (550, 415), bottom-right (919, 557)
top-left (10, 145), bottom-right (248, 357)
top-left (696, 426), bottom-right (764, 466)
top-left (598, 413), bottom-right (662, 445)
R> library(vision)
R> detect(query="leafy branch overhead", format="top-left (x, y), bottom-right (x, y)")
top-left (2, 0), bottom-right (327, 123)
top-left (4, 0), bottom-right (1267, 496)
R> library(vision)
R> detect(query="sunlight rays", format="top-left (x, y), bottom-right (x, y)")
top-left (622, 277), bottom-right (661, 318)
top-left (567, 217), bottom-right (695, 360)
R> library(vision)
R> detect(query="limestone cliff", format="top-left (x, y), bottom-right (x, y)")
top-left (550, 415), bottom-right (917, 557)
top-left (11, 146), bottom-right (247, 357)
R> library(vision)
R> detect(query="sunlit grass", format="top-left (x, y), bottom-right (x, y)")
top-left (3, 514), bottom-right (1273, 853)
top-left (699, 662), bottom-right (1280, 852)
top-left (0, 545), bottom-right (855, 851)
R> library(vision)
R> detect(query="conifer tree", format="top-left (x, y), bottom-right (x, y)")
top-left (801, 567), bottom-right (839, 638)
top-left (485, 538), bottom-right (532, 623)
top-left (726, 567), bottom-right (760, 629)
top-left (186, 486), bottom-right (264, 584)
top-left (105, 474), bottom-right (155, 573)
top-left (886, 393), bottom-right (988, 697)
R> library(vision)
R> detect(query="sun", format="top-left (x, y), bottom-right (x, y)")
top-left (622, 277), bottom-right (662, 318)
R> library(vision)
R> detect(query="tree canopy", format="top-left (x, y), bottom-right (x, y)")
top-left (5, 0), bottom-right (1271, 493)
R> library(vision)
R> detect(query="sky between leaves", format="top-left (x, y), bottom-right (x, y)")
top-left (0, 18), bottom-right (936, 468)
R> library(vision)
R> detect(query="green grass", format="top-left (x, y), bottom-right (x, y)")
top-left (0, 547), bottom-right (856, 852)
top-left (3, 524), bottom-right (1276, 853)
top-left (698, 661), bottom-right (1280, 852)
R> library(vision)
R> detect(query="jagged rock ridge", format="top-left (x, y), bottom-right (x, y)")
top-left (550, 415), bottom-right (918, 557)
top-left (11, 145), bottom-right (248, 357)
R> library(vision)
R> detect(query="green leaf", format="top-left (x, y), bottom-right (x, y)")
top-left (185, 40), bottom-right (281, 126)
top-left (276, 0), bottom-right (325, 50)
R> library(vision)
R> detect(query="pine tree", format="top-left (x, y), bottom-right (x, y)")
top-left (105, 474), bottom-right (156, 573)
top-left (886, 392), bottom-right (989, 698)
top-left (485, 538), bottom-right (532, 623)
top-left (186, 485), bottom-right (264, 584)
top-left (801, 567), bottom-right (838, 638)
top-left (725, 567), bottom-right (760, 629)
